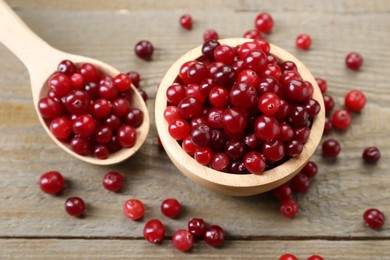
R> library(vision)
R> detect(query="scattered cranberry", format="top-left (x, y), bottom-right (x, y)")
top-left (307, 255), bottom-right (324, 260)
top-left (363, 208), bottom-right (385, 230)
top-left (102, 171), bottom-right (124, 192)
top-left (332, 109), bottom-right (352, 130)
top-left (345, 90), bottom-right (366, 112)
top-left (65, 197), bottom-right (86, 217)
top-left (255, 12), bottom-right (274, 33)
top-left (279, 254), bottom-right (298, 260)
top-left (161, 198), bottom-right (181, 218)
top-left (39, 171), bottom-right (64, 195)
top-left (362, 147), bottom-right (381, 164)
top-left (272, 183), bottom-right (292, 200)
top-left (144, 219), bottom-right (165, 243)
top-left (280, 199), bottom-right (298, 218)
top-left (323, 117), bottom-right (333, 135)
top-left (346, 51), bottom-right (363, 70)
top-left (172, 229), bottom-right (194, 251)
top-left (203, 29), bottom-right (219, 42)
top-left (204, 225), bottom-right (225, 247)
top-left (123, 199), bottom-right (145, 220)
top-left (322, 138), bottom-right (341, 157)
top-left (296, 34), bottom-right (312, 50)
top-left (135, 40), bottom-right (154, 60)
top-left (291, 173), bottom-right (310, 193)
top-left (301, 161), bottom-right (318, 178)
top-left (179, 14), bottom-right (193, 30)
top-left (188, 217), bottom-right (206, 237)
top-left (315, 78), bottom-right (327, 94)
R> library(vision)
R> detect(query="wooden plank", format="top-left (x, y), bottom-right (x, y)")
top-left (0, 239), bottom-right (389, 259)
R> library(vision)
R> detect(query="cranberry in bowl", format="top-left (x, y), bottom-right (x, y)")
top-left (155, 38), bottom-right (325, 196)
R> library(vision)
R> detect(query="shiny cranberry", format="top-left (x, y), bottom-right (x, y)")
top-left (70, 73), bottom-right (84, 89)
top-left (280, 199), bottom-right (298, 218)
top-left (254, 115), bottom-right (280, 141)
top-left (190, 124), bottom-right (210, 147)
top-left (279, 254), bottom-right (298, 260)
top-left (332, 109), bottom-right (352, 129)
top-left (206, 108), bottom-right (223, 129)
top-left (70, 136), bottom-right (90, 155)
top-left (280, 61), bottom-right (297, 72)
top-left (244, 50), bottom-right (267, 72)
top-left (285, 79), bottom-right (308, 102)
top-left (113, 73), bottom-right (131, 92)
top-left (203, 29), bottom-right (219, 41)
top-left (244, 132), bottom-right (262, 150)
top-left (237, 41), bottom-right (262, 60)
top-left (258, 77), bottom-right (283, 97)
top-left (230, 82), bottom-right (258, 110)
top-left (169, 119), bottom-right (190, 140)
top-left (263, 140), bottom-right (285, 161)
top-left (92, 99), bottom-right (111, 118)
top-left (188, 62), bottom-right (208, 84)
top-left (255, 12), bottom-right (274, 33)
top-left (296, 34), bottom-right (312, 49)
top-left (323, 117), bottom-right (333, 135)
top-left (73, 114), bottom-right (96, 137)
top-left (362, 147), bottom-right (381, 164)
top-left (202, 40), bottom-right (220, 61)
top-left (305, 99), bottom-right (321, 117)
top-left (225, 140), bottom-right (246, 159)
top-left (308, 255), bottom-right (324, 260)
top-left (323, 94), bottom-right (335, 114)
top-left (161, 198), bottom-right (181, 218)
top-left (186, 84), bottom-right (206, 104)
top-left (346, 51), bottom-right (363, 70)
top-left (272, 183), bottom-right (292, 200)
top-left (48, 73), bottom-right (72, 97)
top-left (230, 161), bottom-right (247, 174)
top-left (65, 90), bottom-right (90, 115)
top-left (200, 78), bottom-right (216, 96)
top-left (104, 114), bottom-right (121, 130)
top-left (144, 219), bottom-right (165, 243)
top-left (99, 81), bottom-right (118, 102)
top-left (38, 97), bottom-right (63, 119)
top-left (279, 123), bottom-right (294, 141)
top-left (103, 171), bottom-right (124, 192)
top-left (322, 138), bottom-right (341, 157)
top-left (116, 125), bottom-right (137, 148)
top-left (65, 197), bottom-right (86, 217)
top-left (267, 54), bottom-right (278, 65)
top-left (50, 116), bottom-right (72, 140)
top-left (209, 86), bottom-right (229, 108)
top-left (126, 71), bottom-right (141, 87)
top-left (260, 64), bottom-right (281, 79)
top-left (213, 65), bottom-right (236, 87)
top-left (243, 29), bottom-right (262, 40)
top-left (84, 82), bottom-right (99, 99)
top-left (258, 92), bottom-right (281, 116)
top-left (204, 225), bottom-right (225, 247)
top-left (293, 126), bottom-right (310, 143)
top-left (211, 153), bottom-right (230, 171)
top-left (172, 229), bottom-right (194, 251)
top-left (182, 135), bottom-right (198, 155)
top-left (315, 78), bottom-right (327, 94)
top-left (179, 61), bottom-right (196, 84)
top-left (209, 129), bottom-right (227, 152)
top-left (237, 69), bottom-right (260, 86)
top-left (289, 105), bottom-right (309, 126)
top-left (214, 44), bottom-right (236, 64)
top-left (243, 151), bottom-right (266, 174)
top-left (79, 63), bottom-right (100, 83)
top-left (286, 140), bottom-right (304, 157)
top-left (93, 145), bottom-right (109, 159)
top-left (221, 108), bottom-right (247, 135)
top-left (135, 40), bottom-right (154, 60)
top-left (291, 173), bottom-right (310, 192)
top-left (124, 108), bottom-right (144, 128)
top-left (166, 84), bottom-right (186, 105)
top-left (39, 171), bottom-right (64, 195)
top-left (57, 60), bottom-right (76, 77)
top-left (123, 199), bottom-right (144, 220)
top-left (188, 217), bottom-right (206, 237)
top-left (190, 116), bottom-right (208, 129)
top-left (194, 147), bottom-right (213, 165)
top-left (178, 96), bottom-right (202, 119)
top-left (363, 208), bottom-right (385, 230)
top-left (345, 90), bottom-right (366, 112)
top-left (179, 14), bottom-right (193, 30)
top-left (301, 161), bottom-right (318, 178)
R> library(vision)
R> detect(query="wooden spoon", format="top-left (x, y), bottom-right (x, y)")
top-left (0, 1), bottom-right (149, 165)
top-left (156, 38), bottom-right (325, 196)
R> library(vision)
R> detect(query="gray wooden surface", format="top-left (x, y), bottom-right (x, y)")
top-left (0, 0), bottom-right (389, 259)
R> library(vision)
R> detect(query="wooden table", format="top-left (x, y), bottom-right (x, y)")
top-left (1, 0), bottom-right (389, 259)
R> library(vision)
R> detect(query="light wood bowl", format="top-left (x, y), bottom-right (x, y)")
top-left (156, 38), bottom-right (325, 196)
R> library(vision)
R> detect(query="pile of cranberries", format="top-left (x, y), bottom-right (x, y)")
top-left (37, 60), bottom-right (144, 160)
top-left (164, 39), bottom-right (321, 175)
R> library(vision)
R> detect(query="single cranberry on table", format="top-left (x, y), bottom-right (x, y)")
top-left (172, 229), bottom-right (194, 251)
top-left (363, 208), bottom-right (385, 230)
top-left (204, 225), bottom-right (225, 247)
top-left (279, 254), bottom-right (298, 260)
top-left (65, 197), bottom-right (86, 217)
top-left (39, 171), bottom-right (64, 195)
top-left (345, 90), bottom-right (366, 112)
top-left (279, 199), bottom-right (298, 218)
top-left (134, 40), bottom-right (154, 60)
top-left (188, 217), bottom-right (206, 237)
top-left (103, 171), bottom-right (124, 192)
top-left (161, 198), bottom-right (181, 218)
top-left (345, 51), bottom-right (363, 70)
top-left (362, 147), bottom-right (381, 164)
top-left (332, 109), bottom-right (352, 130)
top-left (123, 199), bottom-right (145, 220)
top-left (291, 173), bottom-right (311, 193)
top-left (301, 161), bottom-right (318, 178)
top-left (322, 138), bottom-right (341, 157)
top-left (179, 14), bottom-right (193, 30)
top-left (144, 219), bottom-right (165, 243)
top-left (323, 117), bottom-right (333, 135)
top-left (323, 94), bottom-right (335, 114)
top-left (296, 33), bottom-right (312, 50)
top-left (255, 12), bottom-right (274, 33)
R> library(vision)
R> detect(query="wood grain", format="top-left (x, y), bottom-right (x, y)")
top-left (0, 0), bottom-right (390, 258)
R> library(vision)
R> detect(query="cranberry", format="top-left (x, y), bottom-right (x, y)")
top-left (279, 199), bottom-right (298, 218)
top-left (194, 147), bottom-right (213, 165)
top-left (93, 145), bottom-right (109, 159)
top-left (124, 108), bottom-right (144, 128)
top-left (182, 135), bottom-right (198, 155)
top-left (202, 40), bottom-right (221, 61)
top-left (279, 123), bottom-right (294, 141)
top-left (315, 78), bottom-right (327, 94)
top-left (172, 229), bottom-right (194, 251)
top-left (73, 114), bottom-right (96, 137)
top-left (237, 69), bottom-right (260, 87)
top-left (38, 97), bottom-right (63, 119)
top-left (244, 132), bottom-right (262, 150)
top-left (166, 84), bottom-right (186, 105)
top-left (144, 219), bottom-right (165, 243)
top-left (123, 199), bottom-right (144, 220)
top-left (209, 86), bottom-right (230, 108)
top-left (243, 29), bottom-right (262, 41)
top-left (210, 153), bottom-right (230, 171)
top-left (79, 63), bottom-right (100, 83)
top-left (279, 254), bottom-right (298, 260)
top-left (70, 73), bottom-right (84, 89)
top-left (214, 44), bottom-right (236, 64)
top-left (206, 108), bottom-right (223, 129)
top-left (362, 147), bottom-right (381, 164)
top-left (161, 198), bottom-right (181, 218)
top-left (308, 255), bottom-right (324, 260)
top-left (289, 105), bottom-right (309, 126)
top-left (50, 116), bottom-right (72, 140)
top-left (221, 108), bottom-right (247, 135)
top-left (99, 80), bottom-right (118, 101)
top-left (305, 99), bottom-right (321, 117)
top-left (191, 124), bottom-right (211, 147)
top-left (113, 73), bottom-right (131, 92)
top-left (332, 109), bottom-right (352, 130)
top-left (346, 51), bottom-right (363, 70)
top-left (237, 41), bottom-right (262, 60)
top-left (186, 84), bottom-right (206, 104)
top-left (244, 50), bottom-right (267, 72)
top-left (280, 61), bottom-right (297, 72)
top-left (92, 99), bottom-right (112, 118)
top-left (208, 62), bottom-right (225, 77)
top-left (178, 97), bottom-right (203, 119)
top-left (267, 54), bottom-right (278, 65)
top-left (179, 61), bottom-right (196, 84)
top-left (169, 119), bottom-right (190, 140)
top-left (345, 90), bottom-right (366, 112)
top-left (272, 183), bottom-right (292, 200)
top-left (203, 29), bottom-right (219, 41)
top-left (103, 171), bottom-right (124, 192)
top-left (301, 161), bottom-right (318, 178)
top-left (65, 197), bottom-right (86, 217)
top-left (291, 173), bottom-right (310, 193)
top-left (138, 89), bottom-right (148, 102)
top-left (116, 125), bottom-right (137, 148)
top-left (230, 82), bottom-right (258, 110)
top-left (48, 73), bottom-right (72, 97)
top-left (179, 14), bottom-right (193, 30)
top-left (258, 92), bottom-right (281, 116)
top-left (243, 151), bottom-right (266, 174)
top-left (213, 65), bottom-right (236, 87)
top-left (200, 78), bottom-right (216, 97)
top-left (225, 140), bottom-right (246, 159)
top-left (188, 217), bottom-right (206, 237)
top-left (294, 126), bottom-right (310, 143)
top-left (126, 71), bottom-right (141, 87)
top-left (230, 161), bottom-right (247, 174)
top-left (296, 34), bottom-right (312, 49)
top-left (260, 64), bottom-right (281, 79)
top-left (209, 129), bottom-right (227, 151)
top-left (93, 126), bottom-right (113, 144)
top-left (84, 82), bottom-right (99, 99)
top-left (254, 115), bottom-right (280, 141)
top-left (263, 140), bottom-right (285, 161)
top-left (322, 138), bottom-right (341, 157)
top-left (39, 171), bottom-right (64, 195)
top-left (323, 117), bottom-right (333, 135)
top-left (188, 62), bottom-right (208, 84)
top-left (363, 208), bottom-right (385, 230)
top-left (285, 79), bottom-right (309, 102)
top-left (191, 116), bottom-right (208, 129)
top-left (57, 60), bottom-right (76, 77)
top-left (135, 40), bottom-right (154, 60)
top-left (70, 136), bottom-right (90, 155)
top-left (65, 90), bottom-right (91, 115)
top-left (204, 225), bottom-right (225, 247)
top-left (286, 140), bottom-right (304, 158)
top-left (104, 114), bottom-right (121, 130)
top-left (255, 12), bottom-right (274, 33)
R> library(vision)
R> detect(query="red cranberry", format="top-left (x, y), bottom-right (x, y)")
top-left (308, 255), bottom-right (324, 260)
top-left (362, 147), bottom-right (381, 164)
top-left (243, 29), bottom-right (262, 40)
top-left (258, 77), bottom-right (283, 97)
top-left (113, 73), bottom-right (131, 92)
top-left (188, 62), bottom-right (208, 84)
top-left (244, 132), bottom-right (262, 150)
top-left (179, 61), bottom-right (196, 84)
top-left (38, 97), bottom-right (63, 119)
top-left (65, 197), bottom-right (86, 217)
top-left (191, 124), bottom-right (211, 147)
top-left (237, 69), bottom-right (260, 86)
top-left (345, 90), bottom-right (366, 112)
top-left (293, 126), bottom-right (310, 143)
top-left (39, 171), bottom-right (64, 195)
top-left (48, 73), bottom-right (72, 97)
top-left (263, 140), bottom-right (285, 161)
top-left (57, 60), bottom-right (76, 77)
top-left (104, 114), bottom-right (121, 130)
top-left (258, 92), bottom-right (281, 116)
top-left (213, 65), bottom-right (236, 87)
top-left (221, 108), bottom-right (247, 135)
top-left (65, 90), bottom-right (91, 115)
top-left (244, 50), bottom-right (267, 72)
top-left (214, 44), bottom-right (236, 64)
top-left (144, 219), bottom-right (165, 243)
top-left (178, 97), bottom-right (202, 119)
top-left (92, 99), bottom-right (112, 118)
top-left (285, 79), bottom-right (309, 102)
top-left (230, 161), bottom-right (247, 174)
top-left (209, 129), bottom-right (227, 152)
top-left (164, 106), bottom-right (180, 124)
top-left (194, 147), bottom-right (213, 165)
top-left (280, 61), bottom-right (297, 72)
top-left (305, 99), bottom-right (321, 117)
top-left (161, 198), bottom-right (181, 218)
top-left (289, 105), bottom-right (309, 126)
top-left (70, 136), bottom-right (90, 155)
top-left (301, 161), bottom-right (318, 178)
top-left (188, 217), bottom-right (206, 237)
top-left (332, 109), bottom-right (352, 130)
top-left (225, 140), bottom-right (246, 159)
top-left (116, 125), bottom-right (137, 148)
top-left (50, 116), bottom-right (72, 140)
top-left (126, 71), bottom-right (141, 87)
top-left (179, 14), bottom-right (193, 30)
top-left (315, 78), bottom-right (327, 94)
top-left (363, 208), bottom-right (385, 230)
top-left (70, 73), bottom-right (84, 89)
top-left (79, 63), bottom-right (100, 83)
top-left (346, 51), bottom-right (363, 70)
top-left (323, 117), bottom-right (333, 135)
top-left (204, 225), bottom-right (225, 247)
top-left (135, 40), bottom-right (154, 60)
top-left (209, 86), bottom-right (229, 108)
top-left (168, 119), bottom-right (190, 140)
top-left (272, 183), bottom-right (292, 200)
top-left (186, 84), bottom-right (206, 104)
top-left (93, 126), bottom-right (113, 144)
top-left (172, 229), bottom-right (194, 251)
top-left (322, 138), bottom-right (341, 157)
top-left (203, 29), bottom-right (219, 41)
top-left (291, 173), bottom-right (310, 193)
top-left (103, 171), bottom-right (124, 192)
top-left (206, 108), bottom-right (223, 129)
top-left (84, 82), bottom-right (99, 99)
top-left (279, 199), bottom-right (298, 218)
top-left (230, 82), bottom-right (258, 110)
top-left (93, 145), bottom-right (110, 159)
top-left (166, 84), bottom-right (186, 105)
top-left (254, 115), bottom-right (280, 141)
top-left (286, 140), bottom-right (304, 157)
top-left (243, 151), bottom-right (266, 174)
top-left (255, 12), bottom-right (274, 33)
top-left (260, 64), bottom-right (281, 79)
top-left (123, 199), bottom-right (144, 220)
top-left (210, 153), bottom-right (230, 171)
top-left (182, 135), bottom-right (198, 155)
top-left (279, 123), bottom-right (294, 141)
top-left (202, 40), bottom-right (221, 61)
top-left (124, 108), bottom-right (144, 128)
top-left (73, 114), bottom-right (96, 137)
top-left (279, 253), bottom-right (298, 260)
top-left (237, 41), bottom-right (262, 60)
top-left (296, 34), bottom-right (312, 49)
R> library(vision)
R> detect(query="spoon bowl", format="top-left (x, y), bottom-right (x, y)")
top-left (0, 0), bottom-right (149, 165)
top-left (156, 38), bottom-right (325, 196)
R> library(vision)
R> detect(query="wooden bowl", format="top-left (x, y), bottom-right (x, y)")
top-left (155, 38), bottom-right (325, 196)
